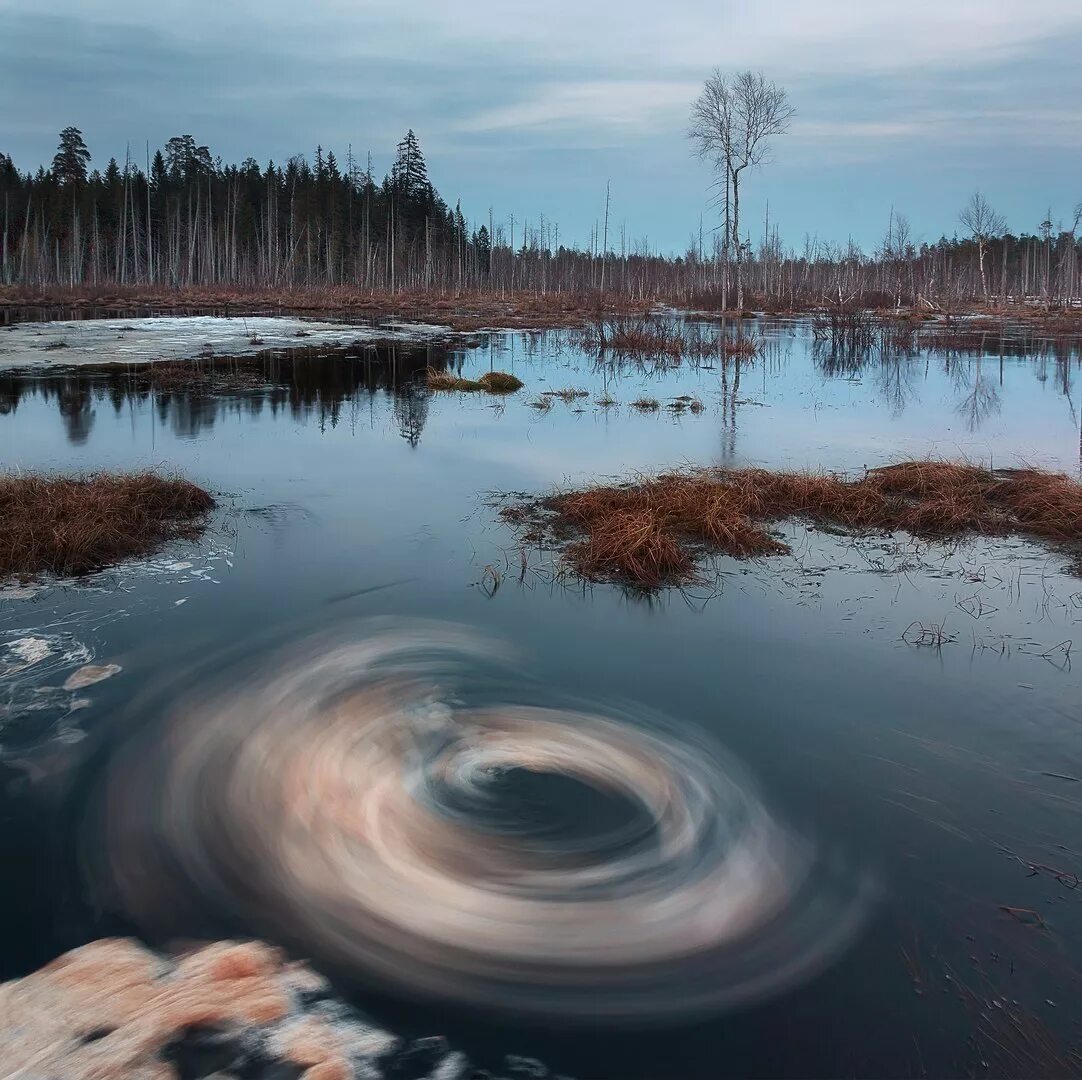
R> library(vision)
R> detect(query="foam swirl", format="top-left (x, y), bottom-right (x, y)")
top-left (99, 620), bottom-right (867, 1019)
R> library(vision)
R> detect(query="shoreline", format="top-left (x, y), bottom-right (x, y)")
top-left (4, 284), bottom-right (1081, 334)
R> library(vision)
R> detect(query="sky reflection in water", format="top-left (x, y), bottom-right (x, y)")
top-left (1, 316), bottom-right (1081, 1078)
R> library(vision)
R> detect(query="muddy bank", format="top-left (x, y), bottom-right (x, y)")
top-left (0, 286), bottom-right (656, 332)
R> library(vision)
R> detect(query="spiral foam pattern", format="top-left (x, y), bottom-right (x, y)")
top-left (100, 620), bottom-right (867, 1019)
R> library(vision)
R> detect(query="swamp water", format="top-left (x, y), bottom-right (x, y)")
top-left (1, 313), bottom-right (1081, 1078)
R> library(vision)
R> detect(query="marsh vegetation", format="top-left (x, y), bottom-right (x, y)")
top-left (501, 461), bottom-right (1082, 588)
top-left (0, 472), bottom-right (214, 578)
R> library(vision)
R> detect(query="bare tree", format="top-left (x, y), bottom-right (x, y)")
top-left (959, 192), bottom-right (1006, 300)
top-left (689, 70), bottom-right (794, 310)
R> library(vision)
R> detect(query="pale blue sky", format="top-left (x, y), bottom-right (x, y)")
top-left (2, 0), bottom-right (1081, 252)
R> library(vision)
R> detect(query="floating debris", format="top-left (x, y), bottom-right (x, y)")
top-left (63, 663), bottom-right (122, 691)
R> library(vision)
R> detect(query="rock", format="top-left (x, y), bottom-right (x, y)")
top-left (0, 938), bottom-right (553, 1080)
top-left (0, 939), bottom-right (374, 1079)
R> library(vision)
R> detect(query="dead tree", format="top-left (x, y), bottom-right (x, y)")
top-left (689, 69), bottom-right (793, 311)
top-left (959, 192), bottom-right (1006, 301)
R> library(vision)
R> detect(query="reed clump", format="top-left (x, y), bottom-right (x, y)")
top-left (584, 316), bottom-right (684, 358)
top-left (426, 369), bottom-right (523, 393)
top-left (477, 371), bottom-right (524, 393)
top-left (542, 387), bottom-right (590, 402)
top-left (0, 472), bottom-right (216, 579)
top-left (502, 460), bottom-right (1082, 588)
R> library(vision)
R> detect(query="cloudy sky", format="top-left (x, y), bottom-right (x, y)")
top-left (3, 0), bottom-right (1081, 252)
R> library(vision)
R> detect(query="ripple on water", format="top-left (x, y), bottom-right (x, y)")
top-left (98, 618), bottom-right (871, 1021)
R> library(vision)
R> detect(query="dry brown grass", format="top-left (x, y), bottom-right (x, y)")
top-left (584, 315), bottom-right (763, 361)
top-left (477, 370), bottom-right (525, 393)
top-left (0, 472), bottom-right (215, 579)
top-left (425, 368), bottom-right (523, 393)
top-left (584, 317), bottom-right (684, 358)
top-left (0, 284), bottom-right (656, 331)
top-left (502, 460), bottom-right (1082, 588)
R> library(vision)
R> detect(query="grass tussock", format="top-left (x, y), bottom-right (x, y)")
top-left (502, 460), bottom-right (1082, 588)
top-left (426, 368), bottom-right (523, 393)
top-left (668, 395), bottom-right (705, 414)
top-left (477, 371), bottom-right (524, 393)
top-left (630, 397), bottom-right (661, 412)
top-left (584, 315), bottom-right (763, 361)
top-left (584, 317), bottom-right (684, 358)
top-left (542, 387), bottom-right (590, 402)
top-left (0, 472), bottom-right (215, 579)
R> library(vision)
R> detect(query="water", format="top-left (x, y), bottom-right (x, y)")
top-left (1, 314), bottom-right (1081, 1078)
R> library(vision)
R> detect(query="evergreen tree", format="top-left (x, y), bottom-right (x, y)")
top-left (164, 135), bottom-right (212, 181)
top-left (390, 129), bottom-right (429, 201)
top-left (150, 150), bottom-right (168, 191)
top-left (52, 127), bottom-right (90, 186)
top-left (473, 224), bottom-right (491, 272)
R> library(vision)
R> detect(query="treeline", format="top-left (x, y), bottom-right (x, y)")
top-left (2, 127), bottom-right (1081, 308)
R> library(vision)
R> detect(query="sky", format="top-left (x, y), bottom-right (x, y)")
top-left (2, 0), bottom-right (1081, 253)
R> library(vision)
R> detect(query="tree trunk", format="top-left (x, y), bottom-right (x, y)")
top-left (732, 167), bottom-right (743, 312)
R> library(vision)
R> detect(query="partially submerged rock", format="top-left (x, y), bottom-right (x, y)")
top-left (0, 939), bottom-right (394, 1079)
top-left (62, 663), bottom-right (123, 691)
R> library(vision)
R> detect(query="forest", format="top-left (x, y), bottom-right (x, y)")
top-left (2, 124), bottom-right (1081, 309)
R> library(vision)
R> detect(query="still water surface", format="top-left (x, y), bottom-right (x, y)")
top-left (1, 315), bottom-right (1081, 1077)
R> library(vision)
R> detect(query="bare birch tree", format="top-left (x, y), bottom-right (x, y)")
top-left (959, 191), bottom-right (1006, 299)
top-left (689, 70), bottom-right (794, 310)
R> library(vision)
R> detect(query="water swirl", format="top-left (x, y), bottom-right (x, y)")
top-left (98, 620), bottom-right (868, 1020)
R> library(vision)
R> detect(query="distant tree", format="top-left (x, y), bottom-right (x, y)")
top-left (473, 224), bottom-right (491, 274)
top-left (149, 150), bottom-right (168, 191)
top-left (688, 70), bottom-right (794, 310)
top-left (390, 129), bottom-right (429, 201)
top-left (959, 192), bottom-right (1006, 298)
top-left (164, 135), bottom-right (213, 182)
top-left (52, 126), bottom-right (91, 186)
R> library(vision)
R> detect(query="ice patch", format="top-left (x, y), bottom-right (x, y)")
top-left (0, 315), bottom-right (453, 371)
top-left (0, 630), bottom-right (99, 754)
top-left (0, 586), bottom-right (43, 601)
top-left (4, 636), bottom-right (55, 668)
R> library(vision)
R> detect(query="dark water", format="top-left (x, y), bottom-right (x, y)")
top-left (2, 315), bottom-right (1082, 1078)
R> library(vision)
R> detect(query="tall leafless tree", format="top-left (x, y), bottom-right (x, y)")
top-left (959, 192), bottom-right (1006, 300)
top-left (689, 70), bottom-right (794, 310)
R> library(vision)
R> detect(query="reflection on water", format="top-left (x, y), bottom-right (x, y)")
top-left (0, 343), bottom-right (452, 444)
top-left (3, 324), bottom-right (1080, 468)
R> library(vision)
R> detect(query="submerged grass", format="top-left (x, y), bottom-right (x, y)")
top-left (542, 387), bottom-right (590, 402)
top-left (426, 369), bottom-right (523, 393)
top-left (502, 460), bottom-right (1082, 588)
top-left (0, 472), bottom-right (216, 579)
